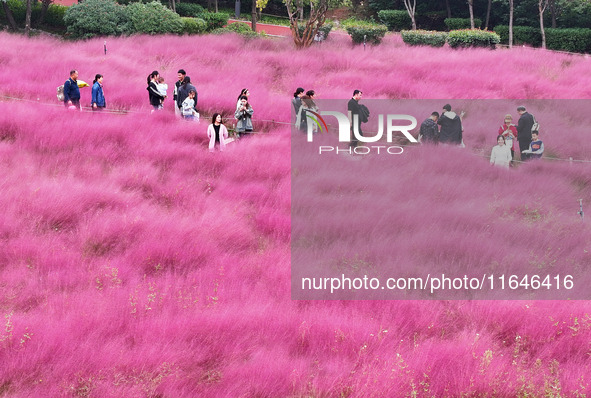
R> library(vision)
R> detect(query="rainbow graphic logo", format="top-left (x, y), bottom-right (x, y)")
top-left (305, 110), bottom-right (328, 133)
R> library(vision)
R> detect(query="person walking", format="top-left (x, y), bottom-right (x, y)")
top-left (207, 113), bottom-right (230, 152)
top-left (91, 74), bottom-right (105, 111)
top-left (63, 69), bottom-right (81, 110)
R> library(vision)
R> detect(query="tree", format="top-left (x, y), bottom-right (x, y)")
top-left (25, 0), bottom-right (32, 35)
top-left (509, 0), bottom-right (514, 47)
top-left (539, 0), bottom-right (548, 48)
top-left (38, 0), bottom-right (53, 25)
top-left (1, 0), bottom-right (18, 30)
top-left (403, 0), bottom-right (416, 30)
top-left (285, 0), bottom-right (330, 48)
top-left (467, 0), bottom-right (475, 29)
top-left (484, 0), bottom-right (491, 29)
top-left (251, 0), bottom-right (257, 32)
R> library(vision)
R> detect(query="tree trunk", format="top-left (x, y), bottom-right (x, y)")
top-left (25, 0), bottom-right (32, 35)
top-left (251, 0), bottom-right (257, 32)
top-left (403, 0), bottom-right (416, 30)
top-left (296, 0), bottom-right (303, 20)
top-left (286, 0), bottom-right (327, 49)
top-left (539, 0), bottom-right (547, 49)
top-left (2, 0), bottom-right (18, 30)
top-left (38, 0), bottom-right (51, 24)
top-left (445, 0), bottom-right (451, 19)
top-left (509, 0), bottom-right (513, 48)
top-left (484, 0), bottom-right (491, 30)
top-left (215, 0), bottom-right (218, 13)
top-left (468, 0), bottom-right (475, 29)
top-left (550, 0), bottom-right (556, 28)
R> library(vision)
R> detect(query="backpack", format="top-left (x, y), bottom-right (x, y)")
top-left (359, 104), bottom-right (370, 123)
top-left (56, 85), bottom-right (64, 101)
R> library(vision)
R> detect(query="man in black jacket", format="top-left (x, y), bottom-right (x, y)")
top-left (348, 90), bottom-right (363, 148)
top-left (63, 70), bottom-right (81, 109)
top-left (437, 104), bottom-right (463, 145)
top-left (173, 69), bottom-right (186, 116)
top-left (516, 106), bottom-right (535, 161)
top-left (176, 76), bottom-right (197, 112)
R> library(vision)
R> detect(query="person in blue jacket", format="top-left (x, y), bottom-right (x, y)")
top-left (63, 70), bottom-right (81, 109)
top-left (91, 74), bottom-right (105, 111)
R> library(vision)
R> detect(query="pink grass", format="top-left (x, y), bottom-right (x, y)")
top-left (0, 32), bottom-right (590, 396)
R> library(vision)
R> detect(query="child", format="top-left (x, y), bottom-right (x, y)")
top-left (156, 76), bottom-right (168, 104)
top-left (490, 135), bottom-right (512, 168)
top-left (181, 90), bottom-right (199, 121)
top-left (521, 131), bottom-right (544, 159)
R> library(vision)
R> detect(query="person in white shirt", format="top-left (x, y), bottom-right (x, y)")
top-left (490, 135), bottom-right (512, 168)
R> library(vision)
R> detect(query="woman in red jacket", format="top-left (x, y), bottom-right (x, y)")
top-left (498, 114), bottom-right (518, 161)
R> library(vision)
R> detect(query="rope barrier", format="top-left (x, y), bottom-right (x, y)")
top-left (2, 93), bottom-right (590, 163)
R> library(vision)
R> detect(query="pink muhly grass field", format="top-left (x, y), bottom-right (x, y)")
top-left (0, 32), bottom-right (590, 396)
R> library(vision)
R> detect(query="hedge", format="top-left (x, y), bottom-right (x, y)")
top-left (401, 30), bottom-right (447, 47)
top-left (175, 3), bottom-right (205, 17)
top-left (546, 28), bottom-right (591, 53)
top-left (346, 23), bottom-right (388, 45)
top-left (181, 17), bottom-right (207, 34)
top-left (378, 10), bottom-right (411, 31)
top-left (64, 0), bottom-right (126, 38)
top-left (213, 22), bottom-right (258, 37)
top-left (447, 29), bottom-right (500, 48)
top-left (124, 2), bottom-right (183, 35)
top-left (196, 12), bottom-right (229, 31)
top-left (444, 17), bottom-right (481, 30)
top-left (493, 25), bottom-right (542, 47)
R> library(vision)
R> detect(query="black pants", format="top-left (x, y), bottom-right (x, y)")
top-left (519, 140), bottom-right (530, 161)
top-left (350, 124), bottom-right (363, 148)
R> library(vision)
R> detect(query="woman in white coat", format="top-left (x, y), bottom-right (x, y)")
top-left (490, 135), bottom-right (512, 168)
top-left (207, 113), bottom-right (229, 152)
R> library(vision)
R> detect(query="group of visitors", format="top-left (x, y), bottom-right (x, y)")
top-left (61, 68), bottom-right (262, 152)
top-left (418, 104), bottom-right (465, 146)
top-left (293, 87), bottom-right (319, 133)
top-left (62, 69), bottom-right (105, 111)
top-left (417, 104), bottom-right (544, 168)
top-left (489, 106), bottom-right (544, 167)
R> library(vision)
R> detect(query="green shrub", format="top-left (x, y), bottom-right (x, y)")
top-left (444, 17), bottom-right (481, 30)
top-left (546, 28), bottom-right (591, 53)
top-left (346, 22), bottom-right (388, 45)
top-left (125, 1), bottom-right (183, 34)
top-left (493, 25), bottom-right (542, 46)
top-left (378, 10), bottom-right (411, 31)
top-left (196, 12), bottom-right (229, 31)
top-left (181, 17), bottom-right (207, 34)
top-left (296, 22), bottom-right (333, 40)
top-left (213, 21), bottom-right (258, 37)
top-left (401, 29), bottom-right (447, 47)
top-left (175, 3), bottom-right (205, 17)
top-left (64, 0), bottom-right (126, 38)
top-left (45, 4), bottom-right (67, 29)
top-left (447, 29), bottom-right (499, 48)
